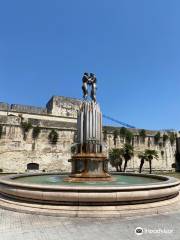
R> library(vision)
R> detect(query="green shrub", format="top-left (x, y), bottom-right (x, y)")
top-left (119, 128), bottom-right (133, 144)
top-left (103, 129), bottom-right (108, 141)
top-left (21, 122), bottom-right (32, 140)
top-left (125, 130), bottom-right (133, 144)
top-left (71, 145), bottom-right (76, 154)
top-left (163, 134), bottom-right (168, 142)
top-left (120, 127), bottom-right (127, 138)
top-left (161, 150), bottom-right (164, 156)
top-left (139, 129), bottom-right (146, 142)
top-left (169, 132), bottom-right (176, 146)
top-left (172, 163), bottom-right (176, 168)
top-left (21, 122), bottom-right (32, 133)
top-left (48, 129), bottom-right (59, 145)
top-left (113, 130), bottom-right (119, 145)
top-left (154, 132), bottom-right (161, 145)
top-left (0, 125), bottom-right (3, 139)
top-left (32, 126), bottom-right (41, 140)
top-left (109, 148), bottom-right (123, 172)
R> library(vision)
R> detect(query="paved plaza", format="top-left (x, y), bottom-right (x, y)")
top-left (0, 207), bottom-right (180, 240)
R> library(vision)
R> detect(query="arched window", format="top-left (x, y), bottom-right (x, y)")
top-left (27, 163), bottom-right (39, 170)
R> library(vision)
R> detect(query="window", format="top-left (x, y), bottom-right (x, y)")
top-left (27, 163), bottom-right (39, 170)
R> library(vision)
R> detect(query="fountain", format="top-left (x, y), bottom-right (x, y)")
top-left (66, 72), bottom-right (111, 182)
top-left (0, 73), bottom-right (179, 217)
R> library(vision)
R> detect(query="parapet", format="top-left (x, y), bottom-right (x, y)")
top-left (10, 104), bottom-right (47, 115)
top-left (0, 102), bottom-right (10, 111)
top-left (0, 96), bottom-right (82, 118)
top-left (46, 96), bottom-right (81, 117)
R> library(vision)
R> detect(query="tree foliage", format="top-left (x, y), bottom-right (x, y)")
top-left (122, 143), bottom-right (134, 160)
top-left (32, 126), bottom-right (41, 140)
top-left (154, 132), bottom-right (161, 145)
top-left (138, 152), bottom-right (147, 173)
top-left (113, 130), bottom-right (119, 145)
top-left (0, 125), bottom-right (3, 139)
top-left (119, 127), bottom-right (127, 139)
top-left (122, 143), bottom-right (134, 172)
top-left (21, 122), bottom-right (32, 132)
top-left (168, 132), bottom-right (176, 146)
top-left (145, 149), bottom-right (159, 174)
top-left (109, 143), bottom-right (134, 172)
top-left (139, 129), bottom-right (146, 143)
top-left (138, 149), bottom-right (159, 174)
top-left (119, 127), bottom-right (134, 144)
top-left (71, 144), bottom-right (77, 154)
top-left (48, 129), bottom-right (59, 145)
top-left (161, 150), bottom-right (164, 156)
top-left (109, 148), bottom-right (123, 172)
top-left (21, 122), bottom-right (32, 140)
top-left (163, 134), bottom-right (169, 144)
top-left (125, 130), bottom-right (133, 144)
top-left (144, 149), bottom-right (159, 160)
top-left (103, 129), bottom-right (108, 141)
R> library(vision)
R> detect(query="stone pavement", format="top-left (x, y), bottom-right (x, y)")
top-left (0, 208), bottom-right (180, 240)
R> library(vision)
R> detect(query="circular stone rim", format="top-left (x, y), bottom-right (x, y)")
top-left (0, 172), bottom-right (179, 191)
top-left (0, 193), bottom-right (180, 218)
top-left (0, 173), bottom-right (179, 208)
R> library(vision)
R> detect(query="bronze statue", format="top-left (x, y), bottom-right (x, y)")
top-left (82, 72), bottom-right (97, 102)
top-left (82, 72), bottom-right (89, 99)
top-left (89, 73), bottom-right (97, 102)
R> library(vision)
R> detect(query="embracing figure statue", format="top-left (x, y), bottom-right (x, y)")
top-left (82, 72), bottom-right (97, 102)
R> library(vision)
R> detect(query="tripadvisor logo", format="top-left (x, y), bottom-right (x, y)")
top-left (135, 227), bottom-right (143, 235)
top-left (135, 227), bottom-right (173, 235)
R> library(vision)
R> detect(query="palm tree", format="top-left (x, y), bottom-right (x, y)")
top-left (122, 144), bottom-right (134, 172)
top-left (138, 152), bottom-right (147, 173)
top-left (109, 148), bottom-right (123, 172)
top-left (144, 149), bottom-right (159, 174)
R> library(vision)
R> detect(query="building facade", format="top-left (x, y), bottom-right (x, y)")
top-left (0, 96), bottom-right (177, 173)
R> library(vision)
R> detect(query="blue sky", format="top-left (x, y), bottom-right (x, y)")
top-left (0, 0), bottom-right (180, 130)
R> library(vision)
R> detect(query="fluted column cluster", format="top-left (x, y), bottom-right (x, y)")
top-left (77, 101), bottom-right (102, 146)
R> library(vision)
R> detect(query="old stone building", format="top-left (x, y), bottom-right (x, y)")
top-left (0, 96), bottom-right (177, 173)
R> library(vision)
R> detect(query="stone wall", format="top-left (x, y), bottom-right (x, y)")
top-left (0, 96), bottom-right (177, 173)
top-left (0, 115), bottom-right (76, 173)
top-left (46, 96), bottom-right (81, 117)
top-left (104, 130), bottom-right (176, 172)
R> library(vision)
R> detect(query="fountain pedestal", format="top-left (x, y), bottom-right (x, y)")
top-left (67, 101), bottom-right (111, 182)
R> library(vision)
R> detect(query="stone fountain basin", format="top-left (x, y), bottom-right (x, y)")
top-left (0, 173), bottom-right (179, 206)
